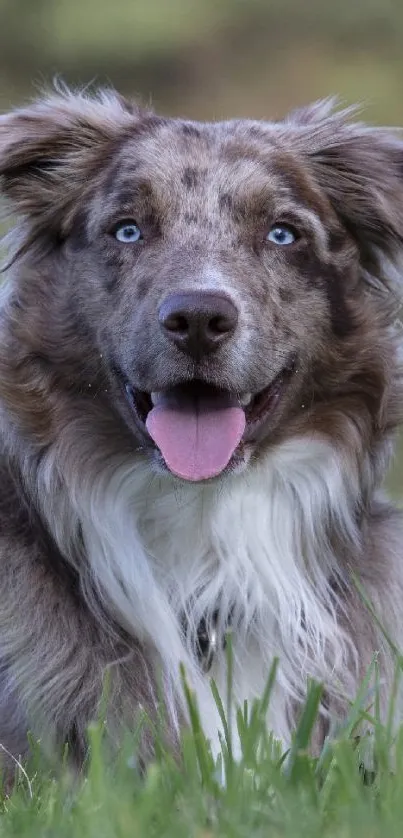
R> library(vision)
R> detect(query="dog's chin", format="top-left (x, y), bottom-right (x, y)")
top-left (120, 358), bottom-right (296, 483)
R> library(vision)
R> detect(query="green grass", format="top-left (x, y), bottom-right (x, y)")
top-left (4, 657), bottom-right (403, 838)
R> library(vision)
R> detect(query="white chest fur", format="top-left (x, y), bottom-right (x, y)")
top-left (45, 435), bottom-right (362, 755)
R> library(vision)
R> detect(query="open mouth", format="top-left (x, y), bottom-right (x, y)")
top-left (124, 360), bottom-right (295, 482)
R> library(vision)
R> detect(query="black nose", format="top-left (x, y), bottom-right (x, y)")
top-left (158, 291), bottom-right (239, 359)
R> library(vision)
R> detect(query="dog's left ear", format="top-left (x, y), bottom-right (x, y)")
top-left (287, 101), bottom-right (403, 276)
top-left (0, 86), bottom-right (144, 235)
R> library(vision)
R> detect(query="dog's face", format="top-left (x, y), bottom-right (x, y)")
top-left (1, 91), bottom-right (403, 481)
top-left (66, 116), bottom-right (350, 481)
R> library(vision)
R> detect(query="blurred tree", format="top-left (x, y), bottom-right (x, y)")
top-left (1, 0), bottom-right (403, 121)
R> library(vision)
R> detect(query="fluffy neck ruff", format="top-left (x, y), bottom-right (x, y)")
top-left (34, 431), bottom-right (369, 753)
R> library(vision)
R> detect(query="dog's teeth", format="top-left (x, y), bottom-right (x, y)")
top-left (240, 393), bottom-right (252, 407)
top-left (151, 392), bottom-right (163, 406)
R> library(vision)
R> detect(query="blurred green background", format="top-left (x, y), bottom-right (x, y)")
top-left (0, 0), bottom-right (402, 498)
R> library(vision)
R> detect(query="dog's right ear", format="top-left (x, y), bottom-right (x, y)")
top-left (285, 100), bottom-right (403, 289)
top-left (0, 87), bottom-right (144, 234)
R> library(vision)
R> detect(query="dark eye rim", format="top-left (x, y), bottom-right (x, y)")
top-left (265, 222), bottom-right (301, 246)
top-left (109, 218), bottom-right (143, 240)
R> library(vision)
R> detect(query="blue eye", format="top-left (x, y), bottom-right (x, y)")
top-left (113, 220), bottom-right (142, 243)
top-left (266, 225), bottom-right (296, 246)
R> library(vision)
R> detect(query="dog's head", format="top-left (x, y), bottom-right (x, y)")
top-left (1, 88), bottom-right (403, 482)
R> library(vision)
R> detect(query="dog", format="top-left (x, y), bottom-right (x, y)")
top-left (0, 86), bottom-right (403, 776)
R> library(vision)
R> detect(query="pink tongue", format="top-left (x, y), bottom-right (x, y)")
top-left (145, 390), bottom-right (246, 481)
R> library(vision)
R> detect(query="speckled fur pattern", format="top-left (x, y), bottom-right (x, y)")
top-left (0, 87), bottom-right (403, 775)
